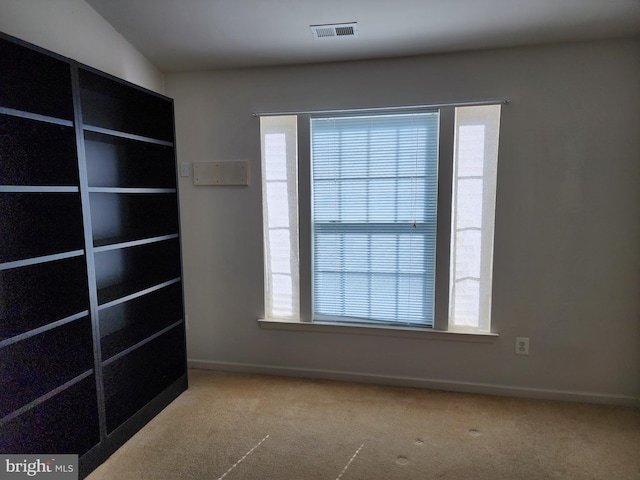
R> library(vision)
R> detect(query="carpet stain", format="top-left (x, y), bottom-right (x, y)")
top-left (414, 438), bottom-right (425, 445)
top-left (395, 456), bottom-right (410, 465)
top-left (468, 429), bottom-right (482, 437)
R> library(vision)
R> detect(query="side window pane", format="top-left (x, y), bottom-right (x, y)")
top-left (449, 105), bottom-right (501, 331)
top-left (260, 116), bottom-right (299, 320)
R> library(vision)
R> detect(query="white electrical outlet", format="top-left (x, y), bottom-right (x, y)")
top-left (515, 337), bottom-right (530, 355)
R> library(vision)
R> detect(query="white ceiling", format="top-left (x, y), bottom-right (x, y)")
top-left (85, 0), bottom-right (640, 72)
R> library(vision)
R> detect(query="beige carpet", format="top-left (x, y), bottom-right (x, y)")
top-left (87, 369), bottom-right (640, 479)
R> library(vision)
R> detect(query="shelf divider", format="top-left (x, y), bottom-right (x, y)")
top-left (0, 249), bottom-right (85, 271)
top-left (0, 310), bottom-right (89, 349)
top-left (0, 369), bottom-right (93, 427)
top-left (97, 277), bottom-right (181, 311)
top-left (93, 234), bottom-right (179, 253)
top-left (83, 124), bottom-right (174, 147)
top-left (0, 186), bottom-right (79, 193)
top-left (102, 320), bottom-right (183, 366)
top-left (88, 187), bottom-right (176, 194)
top-left (0, 106), bottom-right (74, 127)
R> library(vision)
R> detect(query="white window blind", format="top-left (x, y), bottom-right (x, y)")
top-left (449, 105), bottom-right (501, 331)
top-left (311, 112), bottom-right (440, 326)
top-left (260, 115), bottom-right (300, 320)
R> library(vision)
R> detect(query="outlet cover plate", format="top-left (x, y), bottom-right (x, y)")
top-left (515, 337), bottom-right (530, 355)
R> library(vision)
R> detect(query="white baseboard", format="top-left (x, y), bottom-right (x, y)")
top-left (187, 358), bottom-right (639, 407)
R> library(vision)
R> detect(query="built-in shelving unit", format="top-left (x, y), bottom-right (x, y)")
top-left (0, 35), bottom-right (97, 460)
top-left (0, 33), bottom-right (186, 478)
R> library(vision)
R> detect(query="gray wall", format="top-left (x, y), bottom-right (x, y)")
top-left (166, 38), bottom-right (640, 405)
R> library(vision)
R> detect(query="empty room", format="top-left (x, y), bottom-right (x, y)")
top-left (0, 1), bottom-right (639, 479)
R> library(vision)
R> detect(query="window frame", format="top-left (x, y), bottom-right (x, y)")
top-left (301, 108), bottom-right (455, 330)
top-left (309, 108), bottom-right (442, 329)
top-left (260, 103), bottom-right (502, 338)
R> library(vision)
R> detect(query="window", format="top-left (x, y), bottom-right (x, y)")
top-left (261, 104), bottom-right (501, 333)
top-left (311, 113), bottom-right (439, 326)
top-left (260, 115), bottom-right (300, 321)
top-left (449, 105), bottom-right (501, 331)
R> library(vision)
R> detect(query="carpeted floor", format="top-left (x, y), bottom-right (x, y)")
top-left (86, 369), bottom-right (640, 479)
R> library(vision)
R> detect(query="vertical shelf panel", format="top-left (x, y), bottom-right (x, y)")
top-left (85, 131), bottom-right (176, 188)
top-left (0, 193), bottom-right (84, 263)
top-left (0, 256), bottom-right (89, 341)
top-left (0, 375), bottom-right (100, 455)
top-left (0, 316), bottom-right (94, 418)
top-left (0, 37), bottom-right (74, 120)
top-left (0, 115), bottom-right (79, 186)
top-left (103, 325), bottom-right (185, 434)
top-left (99, 282), bottom-right (184, 361)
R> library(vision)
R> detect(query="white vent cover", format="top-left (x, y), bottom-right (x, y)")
top-left (310, 22), bottom-right (359, 39)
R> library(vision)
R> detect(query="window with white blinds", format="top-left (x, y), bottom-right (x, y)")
top-left (260, 103), bottom-right (501, 332)
top-left (311, 113), bottom-right (440, 326)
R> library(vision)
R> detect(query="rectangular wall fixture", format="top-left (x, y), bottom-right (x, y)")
top-left (193, 161), bottom-right (249, 186)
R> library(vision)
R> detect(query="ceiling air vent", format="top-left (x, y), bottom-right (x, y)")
top-left (310, 22), bottom-right (359, 40)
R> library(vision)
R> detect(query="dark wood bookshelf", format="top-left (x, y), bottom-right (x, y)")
top-left (0, 32), bottom-right (187, 477)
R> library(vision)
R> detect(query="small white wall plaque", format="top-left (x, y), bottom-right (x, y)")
top-left (193, 161), bottom-right (249, 186)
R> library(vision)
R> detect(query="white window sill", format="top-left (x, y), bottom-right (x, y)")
top-left (258, 318), bottom-right (498, 343)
